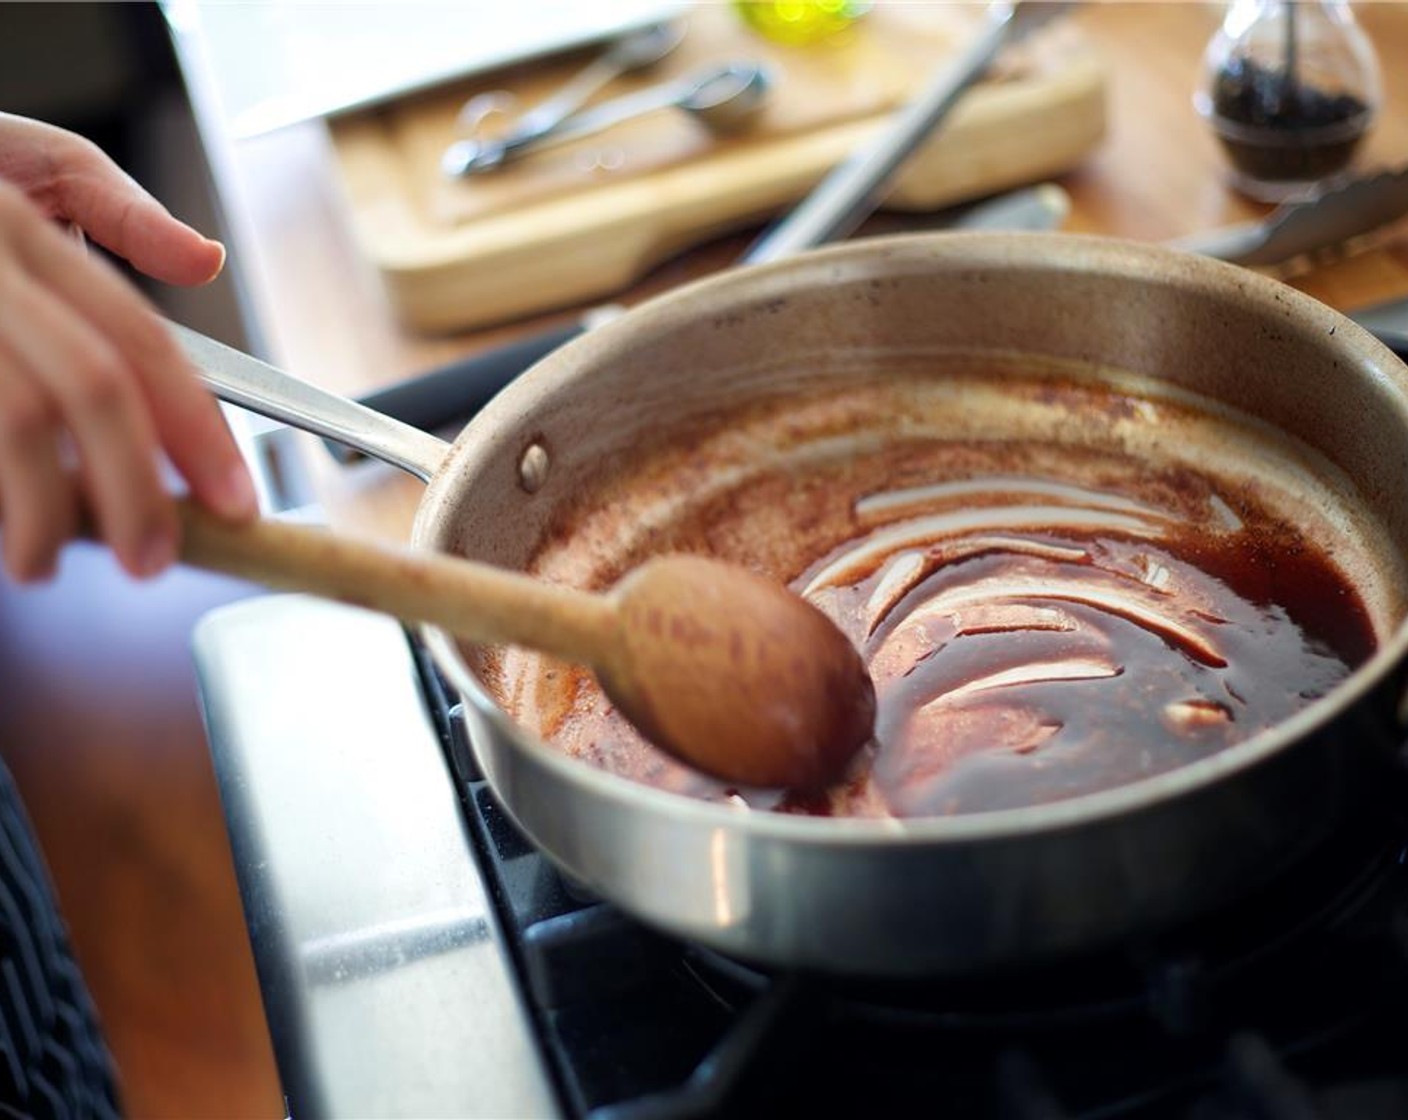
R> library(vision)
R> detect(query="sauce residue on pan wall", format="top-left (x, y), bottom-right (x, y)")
top-left (488, 369), bottom-right (1391, 819)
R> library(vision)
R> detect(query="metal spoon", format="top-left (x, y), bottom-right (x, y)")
top-left (499, 21), bottom-right (685, 146)
top-left (442, 60), bottom-right (773, 178)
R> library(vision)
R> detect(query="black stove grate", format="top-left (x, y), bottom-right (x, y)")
top-left (414, 648), bottom-right (1408, 1120)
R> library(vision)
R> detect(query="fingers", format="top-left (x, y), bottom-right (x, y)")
top-left (0, 184), bottom-right (257, 583)
top-left (0, 340), bottom-right (77, 581)
top-left (12, 214), bottom-right (257, 526)
top-left (64, 167), bottom-right (226, 286)
top-left (0, 271), bottom-right (173, 579)
top-left (0, 112), bottom-right (225, 286)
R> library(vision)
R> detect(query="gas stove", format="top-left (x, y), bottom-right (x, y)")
top-left (194, 594), bottom-right (1408, 1119)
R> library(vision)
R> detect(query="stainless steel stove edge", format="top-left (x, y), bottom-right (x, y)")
top-left (193, 593), bottom-right (558, 1118)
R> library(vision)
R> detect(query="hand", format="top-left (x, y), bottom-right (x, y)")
top-left (0, 112), bottom-right (256, 583)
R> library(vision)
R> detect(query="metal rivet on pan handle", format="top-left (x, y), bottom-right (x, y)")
top-left (519, 442), bottom-right (551, 493)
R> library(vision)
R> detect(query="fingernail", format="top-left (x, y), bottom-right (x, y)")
top-left (202, 238), bottom-right (227, 283)
top-left (212, 463), bottom-right (258, 519)
top-left (137, 531), bottom-right (177, 579)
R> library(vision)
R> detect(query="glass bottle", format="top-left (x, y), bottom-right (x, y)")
top-left (733, 1), bottom-right (872, 46)
top-left (1195, 0), bottom-right (1381, 201)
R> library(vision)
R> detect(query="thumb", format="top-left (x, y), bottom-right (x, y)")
top-left (24, 122), bottom-right (225, 286)
top-left (70, 169), bottom-right (226, 287)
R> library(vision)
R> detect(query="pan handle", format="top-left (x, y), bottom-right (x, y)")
top-left (171, 322), bottom-right (450, 483)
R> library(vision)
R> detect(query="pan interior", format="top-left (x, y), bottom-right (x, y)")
top-left (455, 348), bottom-right (1406, 820)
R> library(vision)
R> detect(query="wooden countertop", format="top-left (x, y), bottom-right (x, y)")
top-left (173, 2), bottom-right (1408, 542)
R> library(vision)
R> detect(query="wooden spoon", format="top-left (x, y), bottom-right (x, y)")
top-left (177, 502), bottom-right (876, 789)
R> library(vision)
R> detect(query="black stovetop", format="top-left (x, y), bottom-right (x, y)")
top-left (415, 648), bottom-right (1408, 1120)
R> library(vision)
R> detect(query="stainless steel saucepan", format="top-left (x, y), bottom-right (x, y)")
top-left (181, 232), bottom-right (1408, 978)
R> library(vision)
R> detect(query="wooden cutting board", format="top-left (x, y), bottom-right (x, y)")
top-left (327, 4), bottom-right (1107, 334)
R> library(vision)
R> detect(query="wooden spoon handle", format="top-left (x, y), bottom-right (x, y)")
top-left (176, 500), bottom-right (616, 665)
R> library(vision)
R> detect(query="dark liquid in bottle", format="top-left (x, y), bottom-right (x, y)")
top-left (1210, 57), bottom-right (1370, 184)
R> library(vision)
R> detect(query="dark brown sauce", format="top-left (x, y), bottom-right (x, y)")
top-left (497, 385), bottom-right (1385, 820)
top-left (805, 524), bottom-right (1370, 817)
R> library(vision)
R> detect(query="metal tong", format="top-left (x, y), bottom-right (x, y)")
top-left (441, 20), bottom-right (689, 178)
top-left (1169, 166), bottom-right (1408, 268)
top-left (443, 60), bottom-right (772, 178)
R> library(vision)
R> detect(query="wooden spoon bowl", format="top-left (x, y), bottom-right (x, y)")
top-left (604, 554), bottom-right (876, 788)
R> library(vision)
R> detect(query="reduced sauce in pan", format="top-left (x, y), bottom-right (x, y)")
top-left (491, 373), bottom-right (1386, 819)
top-left (788, 471), bottom-right (1372, 816)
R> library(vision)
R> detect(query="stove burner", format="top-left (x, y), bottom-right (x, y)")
top-left (416, 647), bottom-right (1408, 1119)
top-left (683, 812), bottom-right (1408, 1036)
